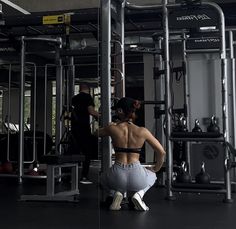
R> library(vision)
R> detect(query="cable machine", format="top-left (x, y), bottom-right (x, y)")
top-left (122, 0), bottom-right (234, 202)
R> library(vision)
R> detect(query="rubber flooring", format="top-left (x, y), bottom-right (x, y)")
top-left (0, 166), bottom-right (235, 229)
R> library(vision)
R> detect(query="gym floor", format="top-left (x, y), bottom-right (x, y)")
top-left (0, 166), bottom-right (235, 229)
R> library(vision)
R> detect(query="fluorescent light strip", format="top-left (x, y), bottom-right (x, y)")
top-left (1, 0), bottom-right (31, 14)
top-left (129, 44), bottom-right (138, 48)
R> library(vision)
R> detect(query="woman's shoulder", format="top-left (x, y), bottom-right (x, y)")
top-left (136, 126), bottom-right (152, 137)
top-left (104, 122), bottom-right (119, 131)
top-left (132, 124), bottom-right (147, 132)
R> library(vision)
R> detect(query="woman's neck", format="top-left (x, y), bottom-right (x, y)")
top-left (119, 118), bottom-right (133, 124)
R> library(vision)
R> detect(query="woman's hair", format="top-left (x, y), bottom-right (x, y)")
top-left (115, 97), bottom-right (140, 120)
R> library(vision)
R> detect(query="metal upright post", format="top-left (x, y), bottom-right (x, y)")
top-left (64, 57), bottom-right (74, 112)
top-left (120, 0), bottom-right (125, 97)
top-left (163, 0), bottom-right (174, 200)
top-left (205, 2), bottom-right (231, 202)
top-left (155, 37), bottom-right (165, 146)
top-left (68, 56), bottom-right (75, 100)
top-left (182, 32), bottom-right (191, 173)
top-left (218, 4), bottom-right (231, 203)
top-left (6, 64), bottom-right (12, 162)
top-left (44, 65), bottom-right (48, 155)
top-left (19, 36), bottom-right (26, 184)
top-left (229, 31), bottom-right (236, 148)
top-left (114, 0), bottom-right (125, 98)
top-left (229, 30), bottom-right (236, 190)
top-left (101, 0), bottom-right (112, 171)
top-left (55, 39), bottom-right (63, 154)
top-left (32, 63), bottom-right (37, 161)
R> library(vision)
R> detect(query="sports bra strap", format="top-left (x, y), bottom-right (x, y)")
top-left (114, 147), bottom-right (142, 153)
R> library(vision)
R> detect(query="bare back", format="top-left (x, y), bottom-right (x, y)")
top-left (110, 121), bottom-right (145, 146)
top-left (97, 120), bottom-right (165, 171)
top-left (108, 121), bottom-right (145, 164)
top-left (96, 98), bottom-right (166, 171)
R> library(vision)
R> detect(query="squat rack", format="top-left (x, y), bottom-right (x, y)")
top-left (100, 0), bottom-right (233, 202)
top-left (100, 0), bottom-right (126, 172)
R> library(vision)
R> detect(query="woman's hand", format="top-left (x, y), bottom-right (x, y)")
top-left (146, 166), bottom-right (157, 173)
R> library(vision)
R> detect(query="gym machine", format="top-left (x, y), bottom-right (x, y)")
top-left (17, 37), bottom-right (84, 202)
top-left (0, 61), bottom-right (52, 178)
top-left (125, 0), bottom-right (235, 202)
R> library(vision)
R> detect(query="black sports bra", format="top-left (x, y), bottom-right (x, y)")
top-left (114, 147), bottom-right (142, 153)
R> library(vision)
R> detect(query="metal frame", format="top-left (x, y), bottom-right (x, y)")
top-left (19, 36), bottom-right (26, 183)
top-left (19, 36), bottom-right (62, 183)
top-left (125, 0), bottom-right (232, 202)
top-left (0, 63), bottom-right (39, 173)
top-left (100, 0), bottom-right (126, 174)
top-left (44, 64), bottom-right (55, 156)
top-left (6, 64), bottom-right (12, 161)
top-left (100, 0), bottom-right (112, 172)
top-left (228, 30), bottom-right (236, 183)
top-left (228, 30), bottom-right (236, 148)
top-left (55, 41), bottom-right (63, 155)
top-left (20, 162), bottom-right (79, 202)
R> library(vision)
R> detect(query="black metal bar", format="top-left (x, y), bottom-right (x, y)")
top-left (142, 100), bottom-right (165, 105)
top-left (170, 137), bottom-right (224, 142)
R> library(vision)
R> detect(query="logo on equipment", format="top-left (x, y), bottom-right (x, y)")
top-left (203, 145), bottom-right (220, 160)
top-left (177, 14), bottom-right (211, 21)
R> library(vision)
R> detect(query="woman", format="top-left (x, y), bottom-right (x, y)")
top-left (96, 97), bottom-right (166, 211)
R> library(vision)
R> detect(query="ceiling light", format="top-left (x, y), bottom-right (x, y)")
top-left (129, 44), bottom-right (138, 48)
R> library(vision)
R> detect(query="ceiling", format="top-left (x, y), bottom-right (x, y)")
top-left (1, 0), bottom-right (236, 14)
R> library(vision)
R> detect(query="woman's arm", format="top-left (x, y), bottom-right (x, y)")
top-left (94, 126), bottom-right (109, 137)
top-left (144, 129), bottom-right (166, 172)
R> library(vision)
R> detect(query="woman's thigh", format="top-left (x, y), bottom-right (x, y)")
top-left (101, 165), bottom-right (128, 192)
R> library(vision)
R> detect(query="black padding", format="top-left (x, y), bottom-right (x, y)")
top-left (41, 154), bottom-right (85, 165)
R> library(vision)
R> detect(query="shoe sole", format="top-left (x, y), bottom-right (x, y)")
top-left (109, 192), bottom-right (123, 210)
top-left (80, 181), bottom-right (93, 184)
top-left (131, 194), bottom-right (149, 211)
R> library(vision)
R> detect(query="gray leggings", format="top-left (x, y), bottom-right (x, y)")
top-left (101, 161), bottom-right (157, 194)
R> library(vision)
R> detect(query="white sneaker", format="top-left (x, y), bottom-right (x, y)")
top-left (109, 191), bottom-right (123, 210)
top-left (80, 177), bottom-right (93, 184)
top-left (131, 192), bottom-right (149, 211)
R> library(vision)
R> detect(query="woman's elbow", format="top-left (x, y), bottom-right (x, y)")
top-left (158, 149), bottom-right (166, 159)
